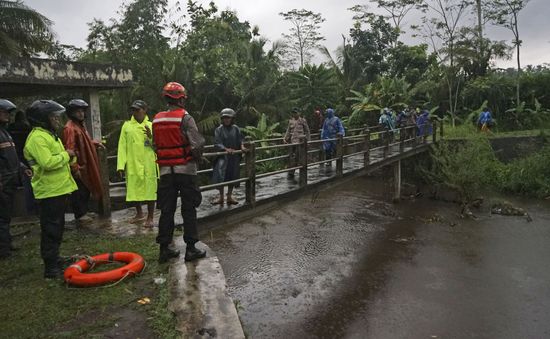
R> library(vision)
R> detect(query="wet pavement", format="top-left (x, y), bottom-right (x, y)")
top-left (205, 176), bottom-right (550, 339)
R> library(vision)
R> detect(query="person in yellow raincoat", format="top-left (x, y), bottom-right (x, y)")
top-left (117, 100), bottom-right (158, 227)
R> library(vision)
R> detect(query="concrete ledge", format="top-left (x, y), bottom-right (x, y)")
top-left (169, 238), bottom-right (245, 339)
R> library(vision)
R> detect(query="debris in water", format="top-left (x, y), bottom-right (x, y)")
top-left (137, 297), bottom-right (151, 305)
top-left (154, 277), bottom-right (166, 285)
top-left (491, 202), bottom-right (532, 222)
top-left (390, 237), bottom-right (415, 244)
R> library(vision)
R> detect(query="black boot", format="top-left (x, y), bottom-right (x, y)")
top-left (185, 243), bottom-right (206, 262)
top-left (44, 259), bottom-right (63, 279)
top-left (159, 245), bottom-right (180, 263)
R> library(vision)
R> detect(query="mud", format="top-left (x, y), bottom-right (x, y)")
top-left (205, 176), bottom-right (550, 338)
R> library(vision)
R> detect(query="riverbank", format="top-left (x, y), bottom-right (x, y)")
top-left (0, 225), bottom-right (179, 338)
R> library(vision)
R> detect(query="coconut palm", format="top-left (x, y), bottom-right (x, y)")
top-left (0, 0), bottom-right (55, 57)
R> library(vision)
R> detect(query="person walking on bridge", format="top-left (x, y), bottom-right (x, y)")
top-left (211, 108), bottom-right (245, 205)
top-left (321, 108), bottom-right (345, 166)
top-left (24, 100), bottom-right (77, 278)
top-left (0, 99), bottom-right (32, 259)
top-left (62, 99), bottom-right (104, 224)
top-left (153, 82), bottom-right (206, 263)
top-left (117, 100), bottom-right (158, 228)
top-left (284, 107), bottom-right (310, 178)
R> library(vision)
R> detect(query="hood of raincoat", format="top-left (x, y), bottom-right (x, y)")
top-left (326, 108), bottom-right (335, 119)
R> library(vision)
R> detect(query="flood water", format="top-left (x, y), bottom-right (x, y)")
top-left (205, 176), bottom-right (550, 339)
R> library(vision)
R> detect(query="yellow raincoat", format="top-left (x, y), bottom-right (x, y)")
top-left (117, 116), bottom-right (158, 202)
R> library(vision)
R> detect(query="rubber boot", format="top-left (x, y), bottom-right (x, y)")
top-left (159, 245), bottom-right (180, 264)
top-left (185, 243), bottom-right (206, 262)
top-left (44, 259), bottom-right (63, 279)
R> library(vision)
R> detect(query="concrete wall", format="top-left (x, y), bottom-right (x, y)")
top-left (489, 135), bottom-right (547, 162)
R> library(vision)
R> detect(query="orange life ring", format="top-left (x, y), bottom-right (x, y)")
top-left (64, 252), bottom-right (145, 287)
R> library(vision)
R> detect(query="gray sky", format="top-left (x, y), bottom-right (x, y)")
top-left (24, 0), bottom-right (550, 68)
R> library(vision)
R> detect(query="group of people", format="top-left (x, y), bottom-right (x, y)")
top-left (0, 82), bottom-right (211, 279)
top-left (379, 107), bottom-right (433, 138)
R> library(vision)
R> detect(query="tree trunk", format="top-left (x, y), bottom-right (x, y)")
top-left (476, 0), bottom-right (486, 75)
top-left (515, 37), bottom-right (521, 106)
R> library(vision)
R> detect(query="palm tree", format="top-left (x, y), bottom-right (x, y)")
top-left (286, 64), bottom-right (338, 115)
top-left (0, 0), bottom-right (55, 57)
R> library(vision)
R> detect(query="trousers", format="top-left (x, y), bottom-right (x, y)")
top-left (37, 195), bottom-right (68, 263)
top-left (156, 173), bottom-right (202, 246)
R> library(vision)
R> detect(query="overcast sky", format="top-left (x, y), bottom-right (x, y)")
top-left (24, 0), bottom-right (549, 68)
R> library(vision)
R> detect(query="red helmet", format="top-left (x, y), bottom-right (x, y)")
top-left (162, 82), bottom-right (187, 99)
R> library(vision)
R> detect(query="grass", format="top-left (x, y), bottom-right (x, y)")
top-left (0, 223), bottom-right (179, 339)
top-left (443, 124), bottom-right (550, 140)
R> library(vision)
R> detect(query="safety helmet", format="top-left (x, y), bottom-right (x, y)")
top-left (162, 82), bottom-right (187, 99)
top-left (130, 99), bottom-right (148, 110)
top-left (66, 99), bottom-right (89, 116)
top-left (220, 108), bottom-right (236, 118)
top-left (291, 107), bottom-right (300, 114)
top-left (27, 100), bottom-right (66, 128)
top-left (0, 99), bottom-right (17, 113)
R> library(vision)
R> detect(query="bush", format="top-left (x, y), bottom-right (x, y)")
top-left (497, 147), bottom-right (550, 198)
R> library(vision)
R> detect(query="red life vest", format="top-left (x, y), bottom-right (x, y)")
top-left (152, 108), bottom-right (193, 166)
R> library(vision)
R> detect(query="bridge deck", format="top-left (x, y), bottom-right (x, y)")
top-left (93, 141), bottom-right (433, 236)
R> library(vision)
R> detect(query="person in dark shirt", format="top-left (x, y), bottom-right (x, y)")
top-left (0, 99), bottom-right (32, 259)
top-left (211, 108), bottom-right (245, 205)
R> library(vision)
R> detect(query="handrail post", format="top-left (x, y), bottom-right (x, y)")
top-left (318, 131), bottom-right (324, 163)
top-left (399, 127), bottom-right (405, 153)
top-left (244, 137), bottom-right (256, 207)
top-left (383, 130), bottom-right (390, 158)
top-left (299, 136), bottom-right (308, 188)
top-left (336, 133), bottom-right (344, 177)
top-left (423, 123), bottom-right (428, 144)
top-left (363, 125), bottom-right (370, 167)
top-left (97, 146), bottom-right (111, 217)
top-left (432, 119), bottom-right (438, 143)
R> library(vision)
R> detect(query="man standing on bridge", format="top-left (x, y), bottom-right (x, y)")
top-left (153, 82), bottom-right (206, 263)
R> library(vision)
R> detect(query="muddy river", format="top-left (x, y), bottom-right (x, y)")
top-left (205, 176), bottom-right (550, 339)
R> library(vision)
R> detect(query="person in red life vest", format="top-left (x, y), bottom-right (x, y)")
top-left (62, 99), bottom-right (104, 223)
top-left (153, 82), bottom-right (206, 263)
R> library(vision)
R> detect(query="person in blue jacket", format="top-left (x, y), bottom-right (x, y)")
top-left (478, 107), bottom-right (493, 132)
top-left (321, 108), bottom-right (345, 166)
top-left (416, 109), bottom-right (432, 139)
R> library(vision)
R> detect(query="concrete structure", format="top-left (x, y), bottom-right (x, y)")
top-left (1, 57), bottom-right (133, 217)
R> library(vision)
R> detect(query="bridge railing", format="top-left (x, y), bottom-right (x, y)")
top-left (101, 120), bottom-right (441, 211)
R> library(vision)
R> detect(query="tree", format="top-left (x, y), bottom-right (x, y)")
top-left (0, 0), bottom-right (55, 57)
top-left (279, 9), bottom-right (325, 69)
top-left (349, 14), bottom-right (399, 84)
top-left (485, 0), bottom-right (530, 106)
top-left (285, 64), bottom-right (338, 116)
top-left (414, 0), bottom-right (470, 126)
top-left (351, 0), bottom-right (422, 39)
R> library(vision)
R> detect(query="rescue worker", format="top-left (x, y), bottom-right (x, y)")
top-left (284, 107), bottom-right (310, 178)
top-left (24, 100), bottom-right (77, 278)
top-left (117, 100), bottom-right (157, 228)
top-left (153, 82), bottom-right (206, 263)
top-left (0, 99), bottom-right (32, 259)
top-left (211, 108), bottom-right (245, 205)
top-left (62, 99), bottom-right (104, 223)
top-left (321, 108), bottom-right (345, 166)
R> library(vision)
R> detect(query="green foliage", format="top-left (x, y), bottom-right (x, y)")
top-left (498, 147), bottom-right (550, 198)
top-left (242, 112), bottom-right (282, 146)
top-left (347, 76), bottom-right (411, 127)
top-left (425, 137), bottom-right (501, 203)
top-left (0, 0), bottom-right (55, 56)
top-left (285, 64), bottom-right (338, 116)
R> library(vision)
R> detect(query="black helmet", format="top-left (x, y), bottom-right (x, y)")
top-left (66, 99), bottom-right (89, 115)
top-left (27, 100), bottom-right (66, 128)
top-left (130, 100), bottom-right (148, 110)
top-left (220, 108), bottom-right (236, 118)
top-left (0, 99), bottom-right (17, 113)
